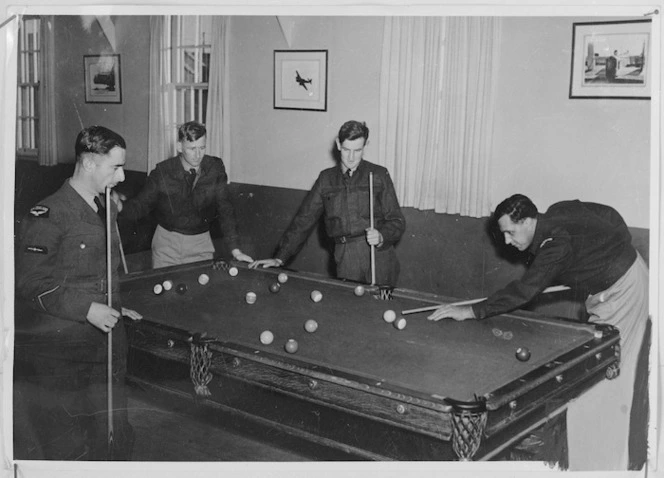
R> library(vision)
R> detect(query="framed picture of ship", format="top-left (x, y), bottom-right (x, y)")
top-left (84, 54), bottom-right (122, 104)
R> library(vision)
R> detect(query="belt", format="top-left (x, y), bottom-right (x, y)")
top-left (334, 233), bottom-right (365, 244)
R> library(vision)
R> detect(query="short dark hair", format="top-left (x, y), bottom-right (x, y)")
top-left (338, 120), bottom-right (369, 144)
top-left (178, 121), bottom-right (207, 142)
top-left (493, 194), bottom-right (538, 223)
top-left (75, 125), bottom-right (126, 161)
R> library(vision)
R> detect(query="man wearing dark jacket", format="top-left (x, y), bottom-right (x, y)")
top-left (251, 120), bottom-right (405, 286)
top-left (15, 125), bottom-right (142, 459)
top-left (429, 194), bottom-right (648, 470)
top-left (119, 121), bottom-right (252, 268)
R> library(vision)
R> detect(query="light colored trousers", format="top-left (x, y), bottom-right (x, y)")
top-left (567, 253), bottom-right (649, 470)
top-left (151, 224), bottom-right (215, 269)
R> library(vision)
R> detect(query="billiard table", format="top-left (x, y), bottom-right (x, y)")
top-left (120, 260), bottom-right (620, 461)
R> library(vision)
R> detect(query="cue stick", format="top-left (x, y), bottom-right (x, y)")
top-left (400, 285), bottom-right (571, 315)
top-left (115, 221), bottom-right (129, 274)
top-left (105, 188), bottom-right (114, 457)
top-left (369, 172), bottom-right (376, 286)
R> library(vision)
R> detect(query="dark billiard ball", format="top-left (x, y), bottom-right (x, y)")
top-left (176, 283), bottom-right (188, 295)
top-left (269, 282), bottom-right (281, 293)
top-left (515, 347), bottom-right (531, 362)
top-left (285, 339), bottom-right (299, 354)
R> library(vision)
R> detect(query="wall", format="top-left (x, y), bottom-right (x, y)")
top-left (228, 16), bottom-right (651, 231)
top-left (53, 16), bottom-right (150, 171)
top-left (491, 17), bottom-right (651, 229)
top-left (228, 15), bottom-right (384, 188)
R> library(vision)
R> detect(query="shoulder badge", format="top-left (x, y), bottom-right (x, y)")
top-left (25, 245), bottom-right (48, 254)
top-left (29, 205), bottom-right (50, 218)
top-left (539, 237), bottom-right (553, 248)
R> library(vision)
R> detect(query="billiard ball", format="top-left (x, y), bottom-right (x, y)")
top-left (245, 291), bottom-right (257, 304)
top-left (310, 290), bottom-right (323, 303)
top-left (285, 339), bottom-right (299, 354)
top-left (382, 309), bottom-right (397, 323)
top-left (260, 330), bottom-right (274, 345)
top-left (229, 266), bottom-right (239, 277)
top-left (162, 280), bottom-right (173, 291)
top-left (269, 282), bottom-right (281, 293)
top-left (277, 272), bottom-right (289, 284)
top-left (176, 283), bottom-right (188, 294)
top-left (516, 347), bottom-right (531, 362)
top-left (198, 273), bottom-right (210, 285)
top-left (304, 319), bottom-right (318, 333)
top-left (153, 283), bottom-right (164, 295)
top-left (393, 317), bottom-right (407, 330)
top-left (354, 285), bottom-right (365, 297)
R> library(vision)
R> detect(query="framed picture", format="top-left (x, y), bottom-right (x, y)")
top-left (84, 54), bottom-right (122, 103)
top-left (274, 50), bottom-right (327, 111)
top-left (569, 20), bottom-right (651, 99)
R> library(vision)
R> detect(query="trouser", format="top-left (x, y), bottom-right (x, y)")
top-left (566, 253), bottom-right (649, 470)
top-left (152, 224), bottom-right (215, 269)
top-left (14, 320), bottom-right (134, 460)
top-left (334, 239), bottom-right (399, 287)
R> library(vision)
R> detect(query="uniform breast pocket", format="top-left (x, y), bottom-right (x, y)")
top-left (60, 228), bottom-right (104, 276)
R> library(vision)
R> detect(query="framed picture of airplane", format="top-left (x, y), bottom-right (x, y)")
top-left (569, 19), bottom-right (651, 99)
top-left (84, 54), bottom-right (122, 104)
top-left (274, 50), bottom-right (327, 111)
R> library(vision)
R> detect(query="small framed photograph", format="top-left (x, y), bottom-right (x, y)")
top-left (84, 54), bottom-right (122, 104)
top-left (569, 19), bottom-right (651, 99)
top-left (274, 50), bottom-right (328, 111)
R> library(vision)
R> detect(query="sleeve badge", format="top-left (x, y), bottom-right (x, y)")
top-left (29, 205), bottom-right (50, 218)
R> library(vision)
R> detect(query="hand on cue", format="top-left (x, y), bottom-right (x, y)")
top-left (365, 227), bottom-right (383, 247)
top-left (427, 304), bottom-right (476, 322)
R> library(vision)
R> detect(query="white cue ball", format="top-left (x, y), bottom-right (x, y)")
top-left (260, 330), bottom-right (274, 345)
top-left (162, 280), bottom-right (173, 291)
top-left (153, 283), bottom-right (164, 295)
top-left (198, 273), bottom-right (210, 285)
top-left (229, 266), bottom-right (239, 277)
top-left (310, 290), bottom-right (323, 303)
top-left (245, 291), bottom-right (257, 304)
top-left (394, 317), bottom-right (407, 330)
top-left (304, 319), bottom-right (318, 333)
top-left (383, 310), bottom-right (397, 323)
top-left (277, 272), bottom-right (289, 284)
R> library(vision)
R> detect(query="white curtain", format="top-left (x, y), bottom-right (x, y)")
top-left (378, 17), bottom-right (501, 218)
top-left (38, 16), bottom-right (57, 166)
top-left (147, 16), bottom-right (171, 173)
top-left (205, 16), bottom-right (230, 166)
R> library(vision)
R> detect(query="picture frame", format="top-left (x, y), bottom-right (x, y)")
top-left (274, 50), bottom-right (327, 111)
top-left (569, 19), bottom-right (651, 99)
top-left (84, 54), bottom-right (122, 103)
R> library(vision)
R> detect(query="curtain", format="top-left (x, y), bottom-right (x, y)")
top-left (38, 16), bottom-right (57, 166)
top-left (147, 16), bottom-right (170, 173)
top-left (378, 17), bottom-right (501, 218)
top-left (205, 17), bottom-right (230, 168)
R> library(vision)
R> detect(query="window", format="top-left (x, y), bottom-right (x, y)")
top-left (164, 16), bottom-right (211, 147)
top-left (16, 16), bottom-right (40, 158)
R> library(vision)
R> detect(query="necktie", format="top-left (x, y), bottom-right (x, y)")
top-left (185, 168), bottom-right (197, 191)
top-left (344, 169), bottom-right (352, 182)
top-left (93, 195), bottom-right (106, 223)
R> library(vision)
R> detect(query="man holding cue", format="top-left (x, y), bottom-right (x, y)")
top-left (250, 120), bottom-right (405, 287)
top-left (428, 194), bottom-right (648, 471)
top-left (15, 125), bottom-right (142, 460)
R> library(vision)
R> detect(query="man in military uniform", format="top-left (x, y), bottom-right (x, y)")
top-left (15, 125), bottom-right (142, 460)
top-left (251, 120), bottom-right (405, 286)
top-left (117, 121), bottom-right (253, 268)
top-left (428, 194), bottom-right (648, 470)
